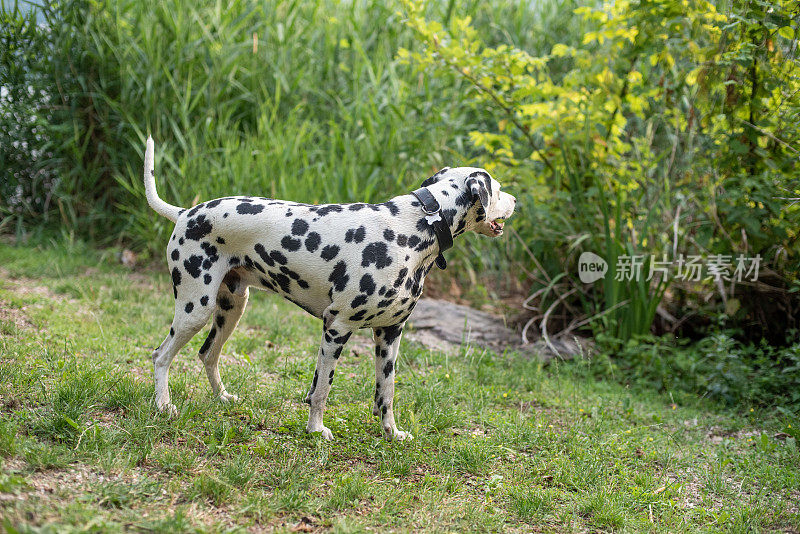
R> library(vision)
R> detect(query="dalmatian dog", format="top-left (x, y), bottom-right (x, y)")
top-left (143, 136), bottom-right (516, 441)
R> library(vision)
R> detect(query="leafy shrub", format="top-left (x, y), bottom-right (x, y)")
top-left (594, 331), bottom-right (800, 409)
top-left (400, 0), bottom-right (800, 339)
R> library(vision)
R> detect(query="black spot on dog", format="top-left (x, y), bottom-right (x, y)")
top-left (382, 325), bottom-right (403, 345)
top-left (396, 234), bottom-right (408, 247)
top-left (179, 237), bottom-right (185, 245)
top-left (349, 309), bottom-right (367, 321)
top-left (333, 332), bottom-right (351, 345)
top-left (292, 219), bottom-right (309, 236)
top-left (186, 203), bottom-right (204, 218)
top-left (360, 274), bottom-right (376, 295)
top-left (185, 302), bottom-right (194, 313)
top-left (254, 244), bottom-right (274, 267)
top-left (185, 215), bottom-right (212, 241)
top-left (421, 167), bottom-right (450, 187)
top-left (204, 273), bottom-right (212, 285)
top-left (216, 315), bottom-right (225, 328)
top-left (269, 271), bottom-right (292, 293)
top-left (415, 239), bottom-right (434, 251)
top-left (304, 232), bottom-right (321, 252)
top-left (348, 203), bottom-right (365, 211)
top-left (442, 208), bottom-right (457, 226)
top-left (270, 250), bottom-right (288, 265)
top-left (381, 201), bottom-right (400, 215)
top-left (345, 226), bottom-right (366, 244)
top-left (455, 189), bottom-right (473, 207)
top-left (280, 265), bottom-right (302, 281)
top-left (383, 360), bottom-right (393, 378)
top-left (393, 268), bottom-right (408, 288)
top-left (407, 236), bottom-right (420, 249)
top-left (354, 226), bottom-right (366, 243)
top-left (171, 249), bottom-right (180, 261)
top-left (329, 261), bottom-right (349, 292)
top-left (218, 296), bottom-right (234, 311)
top-left (200, 295), bottom-right (209, 306)
top-left (383, 229), bottom-right (395, 241)
top-left (416, 217), bottom-right (436, 234)
top-left (321, 244), bottom-right (340, 261)
top-left (378, 299), bottom-right (393, 308)
top-left (216, 236), bottom-right (225, 244)
top-left (351, 295), bottom-right (368, 308)
top-left (199, 327), bottom-right (216, 355)
top-left (200, 242), bottom-right (219, 269)
top-left (281, 236), bottom-right (302, 251)
top-left (184, 255), bottom-right (203, 278)
top-left (316, 204), bottom-right (343, 216)
top-left (260, 277), bottom-right (275, 290)
top-left (362, 242), bottom-right (392, 269)
top-left (206, 199), bottom-right (222, 209)
top-left (236, 202), bottom-right (264, 215)
top-left (172, 267), bottom-right (182, 288)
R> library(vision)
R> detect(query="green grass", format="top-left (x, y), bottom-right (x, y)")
top-left (0, 241), bottom-right (798, 532)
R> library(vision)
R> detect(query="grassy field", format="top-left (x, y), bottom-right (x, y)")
top-left (0, 241), bottom-right (798, 532)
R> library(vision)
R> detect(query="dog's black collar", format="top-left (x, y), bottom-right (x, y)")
top-left (411, 187), bottom-right (453, 270)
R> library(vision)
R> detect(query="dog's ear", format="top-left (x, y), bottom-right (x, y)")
top-left (466, 172), bottom-right (491, 208)
top-left (421, 167), bottom-right (450, 188)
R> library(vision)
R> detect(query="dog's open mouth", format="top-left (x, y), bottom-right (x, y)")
top-left (489, 218), bottom-right (506, 236)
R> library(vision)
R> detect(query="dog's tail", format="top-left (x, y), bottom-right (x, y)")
top-left (144, 135), bottom-right (182, 223)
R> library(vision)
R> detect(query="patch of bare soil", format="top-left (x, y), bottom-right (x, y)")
top-left (0, 267), bottom-right (82, 337)
top-left (406, 298), bottom-right (591, 359)
top-left (0, 302), bottom-right (36, 332)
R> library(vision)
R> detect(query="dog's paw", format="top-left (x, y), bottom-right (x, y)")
top-left (219, 392), bottom-right (238, 405)
top-left (383, 426), bottom-right (413, 442)
top-left (158, 403), bottom-right (178, 418)
top-left (394, 430), bottom-right (413, 441)
top-left (306, 425), bottom-right (334, 441)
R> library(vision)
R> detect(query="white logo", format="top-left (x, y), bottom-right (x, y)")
top-left (578, 252), bottom-right (608, 283)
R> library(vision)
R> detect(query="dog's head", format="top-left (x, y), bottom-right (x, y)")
top-left (422, 167), bottom-right (516, 237)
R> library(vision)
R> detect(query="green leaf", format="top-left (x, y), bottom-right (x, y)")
top-left (778, 26), bottom-right (794, 40)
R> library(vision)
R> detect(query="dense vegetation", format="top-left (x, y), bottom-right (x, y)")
top-left (2, 0), bottom-right (799, 411)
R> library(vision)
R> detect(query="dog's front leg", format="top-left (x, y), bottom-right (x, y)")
top-left (373, 323), bottom-right (412, 441)
top-left (304, 323), bottom-right (352, 440)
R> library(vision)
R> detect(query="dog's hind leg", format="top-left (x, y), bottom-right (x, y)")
top-left (372, 323), bottom-right (412, 441)
top-left (152, 260), bottom-right (226, 417)
top-left (152, 292), bottom-right (216, 418)
top-left (305, 316), bottom-right (352, 440)
top-left (198, 269), bottom-right (249, 404)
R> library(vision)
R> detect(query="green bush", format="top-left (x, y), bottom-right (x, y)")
top-left (401, 0), bottom-right (800, 338)
top-left (593, 331), bottom-right (800, 408)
